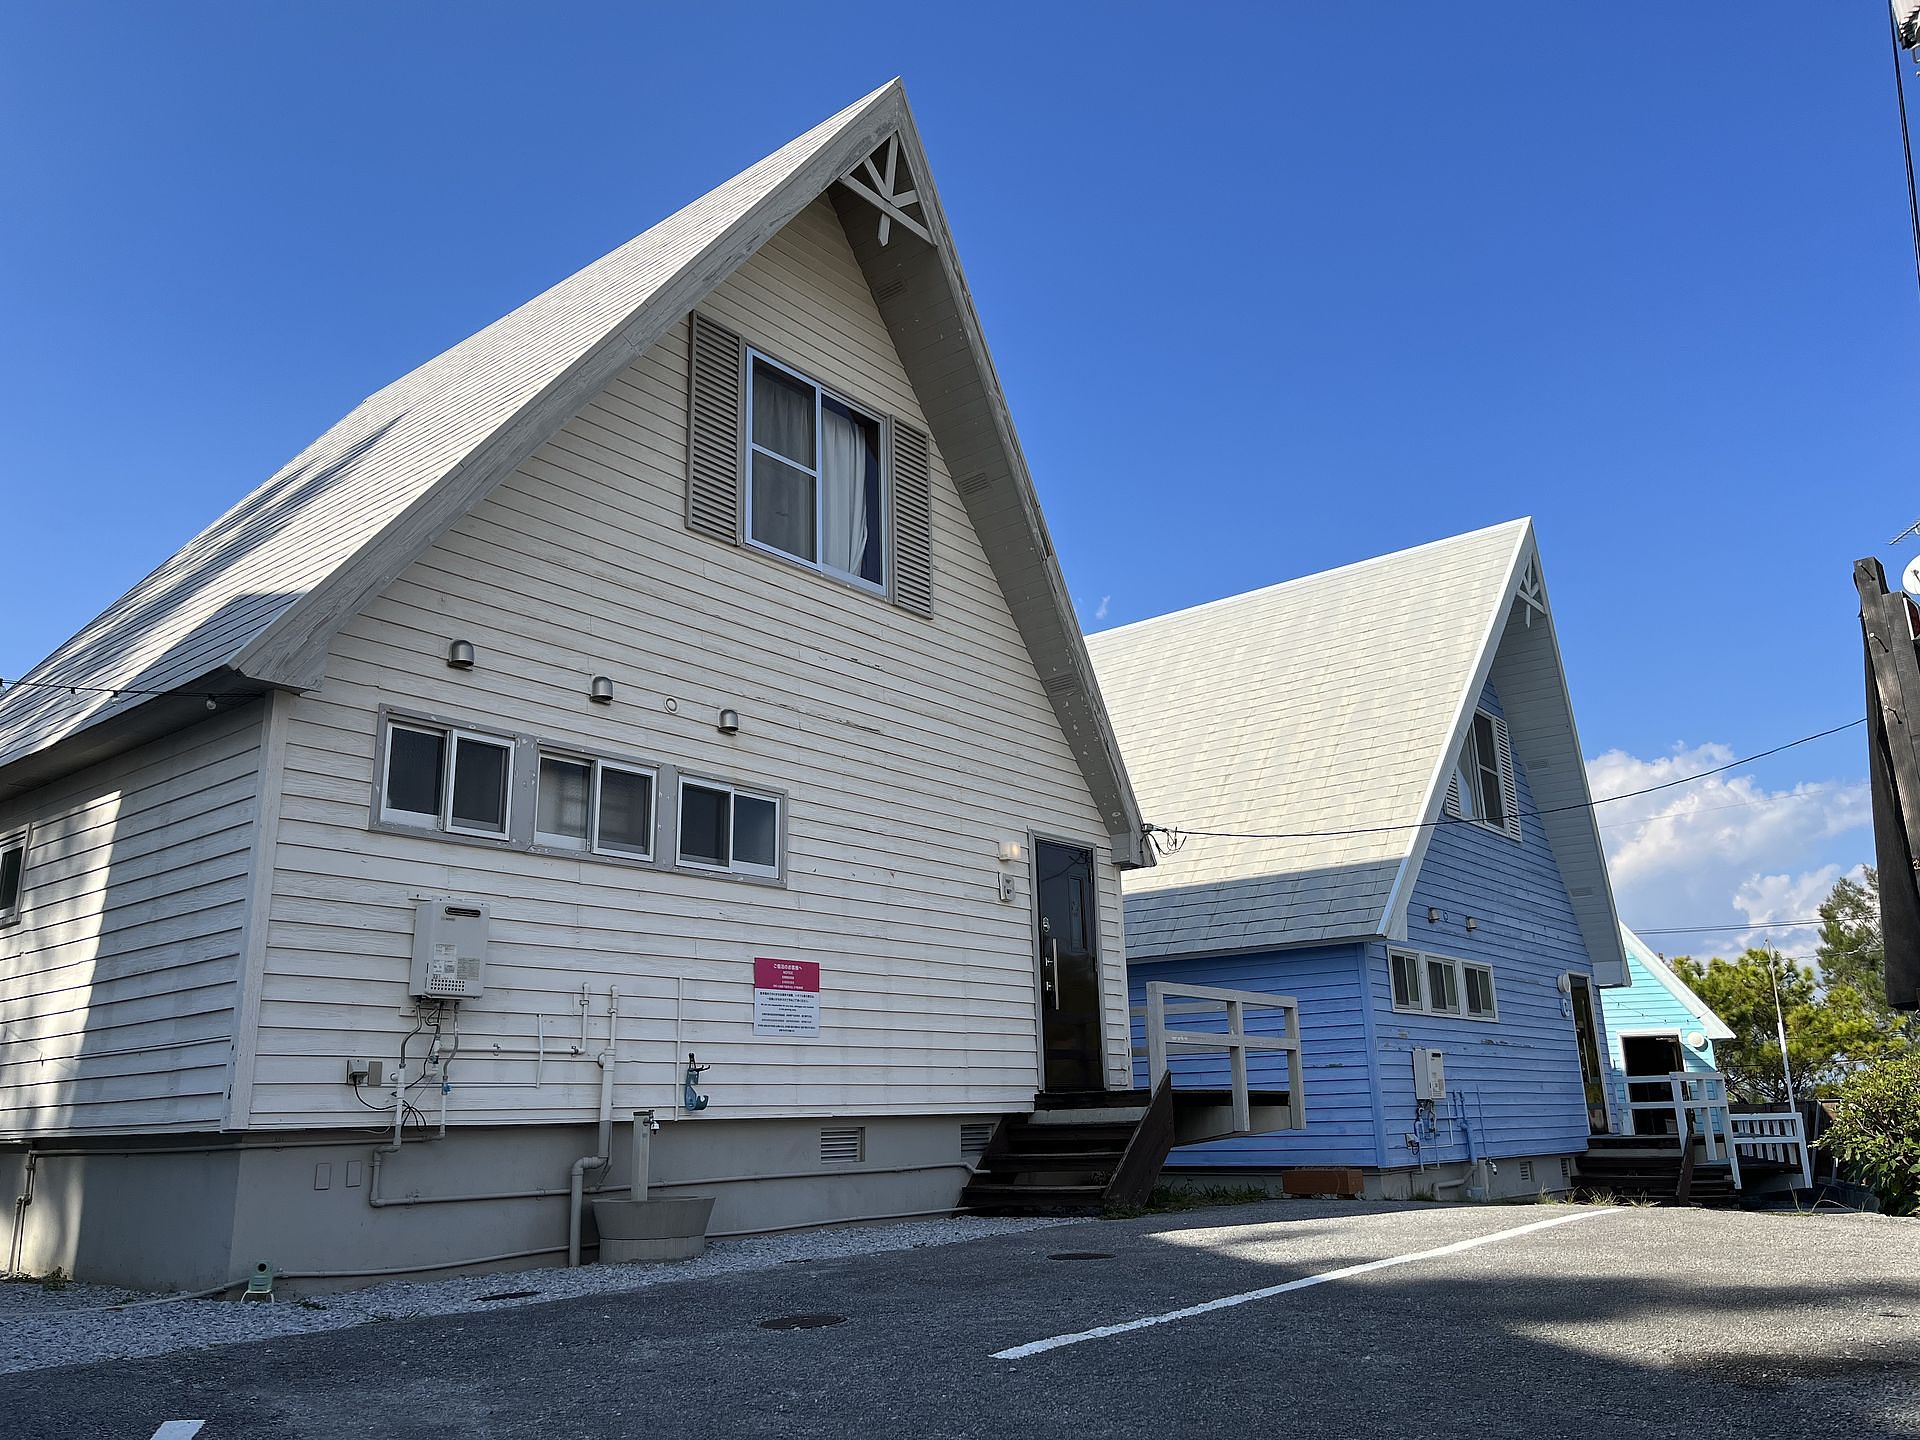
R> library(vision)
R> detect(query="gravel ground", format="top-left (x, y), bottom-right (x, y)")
top-left (0, 1214), bottom-right (1067, 1376)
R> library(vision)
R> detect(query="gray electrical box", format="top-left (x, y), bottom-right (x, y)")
top-left (1412, 1047), bottom-right (1446, 1102)
top-left (410, 899), bottom-right (489, 999)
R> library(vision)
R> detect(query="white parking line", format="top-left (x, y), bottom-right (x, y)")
top-left (992, 1206), bottom-right (1623, 1359)
top-left (148, 1423), bottom-right (205, 1439)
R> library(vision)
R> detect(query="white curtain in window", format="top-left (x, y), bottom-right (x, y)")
top-left (752, 363), bottom-right (813, 463)
top-left (820, 404), bottom-right (869, 578)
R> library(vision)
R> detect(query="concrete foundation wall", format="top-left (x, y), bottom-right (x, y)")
top-left (5, 1111), bottom-right (994, 1292)
top-left (1168, 1154), bottom-right (1577, 1206)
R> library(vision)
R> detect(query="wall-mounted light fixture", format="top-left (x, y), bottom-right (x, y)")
top-left (997, 840), bottom-right (1026, 864)
top-left (1465, 916), bottom-right (1479, 933)
top-left (1685, 1029), bottom-right (1708, 1050)
top-left (589, 676), bottom-right (614, 705)
top-left (1427, 907), bottom-right (1442, 924)
top-left (716, 708), bottom-right (740, 735)
top-left (447, 640), bottom-right (476, 671)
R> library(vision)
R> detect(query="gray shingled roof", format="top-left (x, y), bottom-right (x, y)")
top-left (0, 85), bottom-right (893, 774)
top-left (0, 82), bottom-right (1148, 858)
top-left (1087, 520), bottom-right (1626, 979)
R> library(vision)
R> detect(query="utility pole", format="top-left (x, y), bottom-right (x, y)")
top-left (1768, 944), bottom-right (1798, 1109)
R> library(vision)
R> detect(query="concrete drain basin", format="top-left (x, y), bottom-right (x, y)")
top-left (592, 1195), bottom-right (715, 1263)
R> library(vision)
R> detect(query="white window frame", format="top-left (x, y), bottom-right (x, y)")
top-left (744, 347), bottom-right (889, 596)
top-left (378, 719), bottom-right (513, 842)
top-left (442, 729), bottom-right (515, 839)
top-left (533, 753), bottom-right (658, 860)
top-left (0, 827), bottom-right (27, 925)
top-left (676, 776), bottom-right (781, 879)
top-left (1389, 949), bottom-right (1424, 1012)
top-left (533, 752), bottom-right (594, 852)
top-left (1426, 956), bottom-right (1462, 1015)
top-left (1462, 961), bottom-right (1499, 1020)
top-left (379, 721), bottom-right (450, 827)
top-left (1388, 949), bottom-right (1498, 1024)
top-left (590, 759), bottom-right (657, 861)
top-left (1450, 709), bottom-right (1518, 840)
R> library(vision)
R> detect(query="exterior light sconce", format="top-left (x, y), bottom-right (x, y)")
top-left (589, 676), bottom-right (615, 705)
top-left (1685, 1030), bottom-right (1708, 1050)
top-left (1426, 907), bottom-right (1441, 924)
top-left (997, 841), bottom-right (1026, 864)
top-left (446, 640), bottom-right (477, 671)
top-left (716, 708), bottom-right (740, 735)
top-left (1465, 916), bottom-right (1479, 933)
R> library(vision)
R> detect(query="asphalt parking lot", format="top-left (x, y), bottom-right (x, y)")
top-left (3, 1200), bottom-right (1916, 1440)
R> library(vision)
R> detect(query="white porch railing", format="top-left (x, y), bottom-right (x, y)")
top-left (1729, 1110), bottom-right (1814, 1188)
top-left (1622, 1070), bottom-right (1812, 1190)
top-left (1137, 981), bottom-right (1304, 1136)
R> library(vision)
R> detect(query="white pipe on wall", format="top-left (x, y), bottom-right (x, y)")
top-left (566, 1050), bottom-right (616, 1267)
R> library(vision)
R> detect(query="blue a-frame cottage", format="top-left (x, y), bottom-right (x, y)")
top-left (1087, 520), bottom-right (1631, 1199)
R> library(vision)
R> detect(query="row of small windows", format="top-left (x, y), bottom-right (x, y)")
top-left (378, 717), bottom-right (780, 879)
top-left (1390, 950), bottom-right (1499, 1022)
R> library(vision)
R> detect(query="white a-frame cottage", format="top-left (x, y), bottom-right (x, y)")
top-left (0, 82), bottom-right (1148, 1291)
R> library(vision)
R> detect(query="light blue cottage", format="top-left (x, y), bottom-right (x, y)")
top-left (1599, 925), bottom-right (1733, 1134)
top-left (1086, 520), bottom-right (1632, 1199)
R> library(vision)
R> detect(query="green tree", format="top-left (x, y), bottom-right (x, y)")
top-left (1670, 949), bottom-right (1893, 1103)
top-left (1814, 868), bottom-right (1918, 1040)
top-left (1820, 1049), bottom-right (1920, 1215)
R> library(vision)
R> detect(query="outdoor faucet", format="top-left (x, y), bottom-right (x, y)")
top-left (683, 1053), bottom-right (711, 1112)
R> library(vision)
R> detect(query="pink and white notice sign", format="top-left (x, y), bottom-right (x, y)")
top-left (752, 957), bottom-right (821, 1037)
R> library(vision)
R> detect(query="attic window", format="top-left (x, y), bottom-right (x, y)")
top-left (1446, 710), bottom-right (1520, 842)
top-left (0, 829), bottom-right (25, 925)
top-left (747, 352), bottom-right (885, 591)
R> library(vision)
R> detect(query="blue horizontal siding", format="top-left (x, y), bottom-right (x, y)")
top-left (1125, 680), bottom-right (1613, 1176)
top-left (1384, 680), bottom-right (1604, 1163)
top-left (1598, 947), bottom-right (1719, 1118)
top-left (1129, 944), bottom-right (1380, 1169)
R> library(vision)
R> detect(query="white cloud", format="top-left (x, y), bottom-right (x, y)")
top-left (1587, 742), bottom-right (1870, 960)
top-left (1094, 595), bottom-right (1111, 622)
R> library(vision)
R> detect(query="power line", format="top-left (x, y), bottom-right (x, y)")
top-left (1595, 790), bottom-right (1836, 835)
top-left (0, 674), bottom-right (227, 710)
top-left (1891, 3), bottom-right (1920, 305)
top-left (1635, 918), bottom-right (1827, 936)
top-left (1145, 718), bottom-right (1865, 846)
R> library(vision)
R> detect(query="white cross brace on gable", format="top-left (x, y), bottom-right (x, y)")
top-left (1516, 557), bottom-right (1547, 625)
top-left (836, 134), bottom-right (932, 246)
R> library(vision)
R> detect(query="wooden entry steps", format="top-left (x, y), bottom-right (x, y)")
top-left (960, 1082), bottom-right (1174, 1215)
top-left (961, 1078), bottom-right (1296, 1216)
top-left (1572, 1134), bottom-right (1736, 1206)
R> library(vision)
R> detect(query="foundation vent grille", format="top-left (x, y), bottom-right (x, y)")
top-left (1518, 1160), bottom-right (1535, 1185)
top-left (820, 1126), bottom-right (866, 1165)
top-left (960, 1121), bottom-right (995, 1159)
top-left (1561, 1158), bottom-right (1572, 1181)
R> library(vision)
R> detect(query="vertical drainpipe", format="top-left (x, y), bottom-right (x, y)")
top-left (1355, 942), bottom-right (1390, 1172)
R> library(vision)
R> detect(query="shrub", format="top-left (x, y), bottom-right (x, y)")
top-left (1819, 1049), bottom-right (1920, 1216)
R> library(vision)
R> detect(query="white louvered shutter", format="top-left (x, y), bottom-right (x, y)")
top-left (686, 313), bottom-right (744, 544)
top-left (1493, 716), bottom-right (1521, 841)
top-left (890, 420), bottom-right (934, 616)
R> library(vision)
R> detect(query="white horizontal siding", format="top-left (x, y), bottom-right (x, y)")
top-left (0, 705), bottom-right (261, 1136)
top-left (247, 198), bottom-right (1127, 1129)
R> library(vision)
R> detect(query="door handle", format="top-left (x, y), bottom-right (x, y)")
top-left (1045, 939), bottom-right (1060, 1010)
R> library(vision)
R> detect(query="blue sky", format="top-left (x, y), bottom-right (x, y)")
top-left (0, 3), bottom-right (1907, 954)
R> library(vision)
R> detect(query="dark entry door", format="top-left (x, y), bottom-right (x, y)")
top-left (1567, 974), bottom-right (1611, 1135)
top-left (1035, 840), bottom-right (1103, 1092)
top-left (1622, 1033), bottom-right (1687, 1136)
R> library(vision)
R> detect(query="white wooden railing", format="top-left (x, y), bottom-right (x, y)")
top-left (1623, 1070), bottom-right (1812, 1190)
top-left (1137, 981), bottom-right (1304, 1135)
top-left (1729, 1110), bottom-right (1814, 1188)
